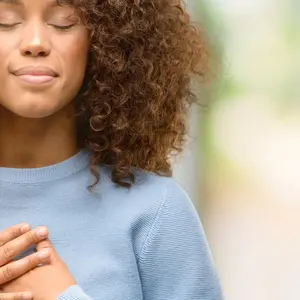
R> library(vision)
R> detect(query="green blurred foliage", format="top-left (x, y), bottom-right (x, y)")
top-left (192, 0), bottom-right (300, 184)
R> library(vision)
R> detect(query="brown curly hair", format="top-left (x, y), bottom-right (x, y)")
top-left (69, 0), bottom-right (207, 187)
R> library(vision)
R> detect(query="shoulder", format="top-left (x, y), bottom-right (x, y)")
top-left (95, 166), bottom-right (205, 261)
top-left (97, 165), bottom-right (194, 212)
top-left (96, 165), bottom-right (200, 242)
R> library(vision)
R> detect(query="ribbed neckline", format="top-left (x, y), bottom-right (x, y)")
top-left (0, 149), bottom-right (90, 184)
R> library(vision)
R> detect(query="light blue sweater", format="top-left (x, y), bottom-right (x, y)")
top-left (0, 150), bottom-right (223, 300)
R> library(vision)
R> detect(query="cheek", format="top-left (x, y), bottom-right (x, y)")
top-left (57, 35), bottom-right (89, 78)
top-left (0, 36), bottom-right (14, 53)
top-left (0, 39), bottom-right (15, 71)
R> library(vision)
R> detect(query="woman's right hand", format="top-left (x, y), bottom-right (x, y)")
top-left (0, 223), bottom-right (51, 300)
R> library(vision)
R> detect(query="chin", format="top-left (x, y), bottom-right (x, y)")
top-left (15, 110), bottom-right (57, 119)
top-left (6, 100), bottom-right (65, 119)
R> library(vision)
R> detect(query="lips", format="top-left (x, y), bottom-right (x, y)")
top-left (13, 66), bottom-right (59, 77)
top-left (12, 66), bottom-right (59, 85)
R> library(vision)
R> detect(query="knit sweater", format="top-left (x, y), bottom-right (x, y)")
top-left (0, 150), bottom-right (223, 300)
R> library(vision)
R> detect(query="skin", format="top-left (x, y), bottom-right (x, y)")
top-left (0, 224), bottom-right (76, 300)
top-left (0, 0), bottom-right (91, 298)
top-left (0, 223), bottom-right (52, 299)
top-left (0, 0), bottom-right (90, 168)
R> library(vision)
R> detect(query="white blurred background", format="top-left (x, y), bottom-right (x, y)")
top-left (173, 1), bottom-right (300, 299)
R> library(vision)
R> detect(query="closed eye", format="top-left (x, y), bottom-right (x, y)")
top-left (0, 23), bottom-right (76, 30)
top-left (0, 23), bottom-right (21, 28)
top-left (50, 24), bottom-right (76, 30)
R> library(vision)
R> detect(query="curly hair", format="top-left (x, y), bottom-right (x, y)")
top-left (68, 0), bottom-right (207, 187)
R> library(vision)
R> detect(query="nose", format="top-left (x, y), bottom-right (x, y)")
top-left (19, 22), bottom-right (51, 57)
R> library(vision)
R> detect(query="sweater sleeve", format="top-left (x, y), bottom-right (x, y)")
top-left (57, 285), bottom-right (91, 300)
top-left (57, 180), bottom-right (223, 300)
top-left (136, 180), bottom-right (223, 300)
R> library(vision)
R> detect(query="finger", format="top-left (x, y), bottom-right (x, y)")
top-left (36, 239), bottom-right (54, 252)
top-left (0, 249), bottom-right (51, 285)
top-left (36, 239), bottom-right (58, 263)
top-left (0, 224), bottom-right (31, 247)
top-left (0, 227), bottom-right (49, 266)
top-left (0, 292), bottom-right (32, 300)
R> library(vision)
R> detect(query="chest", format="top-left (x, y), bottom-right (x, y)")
top-left (0, 207), bottom-right (143, 300)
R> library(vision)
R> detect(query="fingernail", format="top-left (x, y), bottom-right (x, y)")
top-left (36, 227), bottom-right (48, 238)
top-left (22, 292), bottom-right (32, 300)
top-left (20, 224), bottom-right (30, 233)
top-left (37, 248), bottom-right (50, 259)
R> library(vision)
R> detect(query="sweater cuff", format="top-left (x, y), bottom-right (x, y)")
top-left (57, 285), bottom-right (92, 300)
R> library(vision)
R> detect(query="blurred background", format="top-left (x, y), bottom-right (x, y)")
top-left (173, 0), bottom-right (300, 299)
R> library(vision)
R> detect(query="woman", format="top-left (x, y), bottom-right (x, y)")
top-left (0, 0), bottom-right (223, 299)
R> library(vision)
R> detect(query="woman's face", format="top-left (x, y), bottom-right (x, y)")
top-left (0, 0), bottom-right (89, 118)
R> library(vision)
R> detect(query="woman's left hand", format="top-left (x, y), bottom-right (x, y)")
top-left (0, 239), bottom-right (77, 300)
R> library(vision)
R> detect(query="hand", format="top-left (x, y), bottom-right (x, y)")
top-left (0, 223), bottom-right (51, 300)
top-left (1, 239), bottom-right (77, 300)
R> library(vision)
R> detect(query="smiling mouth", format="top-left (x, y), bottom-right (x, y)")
top-left (16, 74), bottom-right (56, 84)
top-left (11, 66), bottom-right (59, 86)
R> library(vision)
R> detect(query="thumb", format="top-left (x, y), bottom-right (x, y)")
top-left (36, 238), bottom-right (59, 263)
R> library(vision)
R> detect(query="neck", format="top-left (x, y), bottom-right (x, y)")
top-left (0, 104), bottom-right (78, 168)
